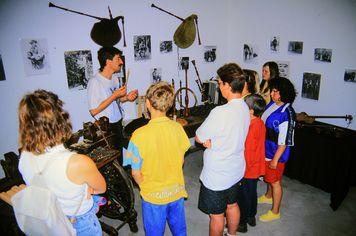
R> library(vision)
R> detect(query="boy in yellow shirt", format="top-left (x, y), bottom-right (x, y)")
top-left (124, 81), bottom-right (190, 236)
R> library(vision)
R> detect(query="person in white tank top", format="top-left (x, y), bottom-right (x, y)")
top-left (18, 90), bottom-right (106, 236)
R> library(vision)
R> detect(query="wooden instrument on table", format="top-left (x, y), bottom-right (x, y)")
top-left (49, 2), bottom-right (126, 47)
top-left (171, 79), bottom-right (175, 90)
top-left (184, 68), bottom-right (189, 116)
top-left (151, 3), bottom-right (201, 49)
top-left (172, 87), bottom-right (198, 119)
top-left (191, 60), bottom-right (208, 103)
top-left (297, 112), bottom-right (353, 124)
top-left (179, 80), bottom-right (183, 113)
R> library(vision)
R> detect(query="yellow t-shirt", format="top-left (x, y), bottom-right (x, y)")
top-left (123, 117), bottom-right (190, 204)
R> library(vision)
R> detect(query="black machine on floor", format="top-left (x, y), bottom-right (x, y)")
top-left (66, 117), bottom-right (138, 235)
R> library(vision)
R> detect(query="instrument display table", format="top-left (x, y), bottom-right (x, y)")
top-left (124, 104), bottom-right (216, 139)
top-left (284, 121), bottom-right (356, 210)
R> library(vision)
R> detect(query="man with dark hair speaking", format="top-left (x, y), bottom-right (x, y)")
top-left (87, 47), bottom-right (138, 163)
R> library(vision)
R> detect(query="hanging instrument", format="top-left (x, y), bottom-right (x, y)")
top-left (151, 3), bottom-right (201, 49)
top-left (49, 2), bottom-right (126, 47)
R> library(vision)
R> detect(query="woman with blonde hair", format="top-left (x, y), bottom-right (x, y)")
top-left (259, 61), bottom-right (279, 104)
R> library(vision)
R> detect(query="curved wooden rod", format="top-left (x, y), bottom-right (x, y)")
top-left (49, 2), bottom-right (104, 20)
top-left (151, 3), bottom-right (184, 21)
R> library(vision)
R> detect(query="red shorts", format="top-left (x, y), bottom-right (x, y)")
top-left (264, 161), bottom-right (285, 183)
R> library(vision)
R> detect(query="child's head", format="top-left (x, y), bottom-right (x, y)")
top-left (244, 94), bottom-right (266, 118)
top-left (145, 81), bottom-right (174, 113)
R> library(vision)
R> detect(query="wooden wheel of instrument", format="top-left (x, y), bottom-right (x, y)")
top-left (175, 87), bottom-right (198, 108)
top-left (99, 160), bottom-right (138, 232)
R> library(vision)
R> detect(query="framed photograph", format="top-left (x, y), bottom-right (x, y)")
top-left (344, 69), bottom-right (356, 83)
top-left (288, 41), bottom-right (303, 54)
top-left (151, 67), bottom-right (162, 83)
top-left (302, 72), bottom-right (321, 100)
top-left (204, 46), bottom-right (217, 63)
top-left (314, 48), bottom-right (332, 63)
top-left (179, 57), bottom-right (189, 70)
top-left (20, 38), bottom-right (50, 76)
top-left (243, 44), bottom-right (258, 62)
top-left (134, 35), bottom-right (151, 61)
top-left (270, 36), bottom-right (280, 52)
top-left (276, 61), bottom-right (290, 78)
top-left (64, 50), bottom-right (93, 90)
top-left (0, 54), bottom-right (6, 81)
top-left (160, 41), bottom-right (173, 53)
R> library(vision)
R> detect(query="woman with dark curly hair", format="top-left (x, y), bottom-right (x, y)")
top-left (259, 61), bottom-right (280, 104)
top-left (257, 77), bottom-right (297, 222)
top-left (18, 90), bottom-right (106, 235)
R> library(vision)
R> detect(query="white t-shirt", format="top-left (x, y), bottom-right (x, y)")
top-left (18, 145), bottom-right (93, 216)
top-left (87, 73), bottom-right (122, 123)
top-left (196, 98), bottom-right (250, 191)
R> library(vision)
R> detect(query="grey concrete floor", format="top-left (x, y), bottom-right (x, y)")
top-left (102, 150), bottom-right (356, 236)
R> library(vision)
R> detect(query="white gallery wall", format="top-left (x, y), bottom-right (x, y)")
top-left (0, 0), bottom-right (229, 177)
top-left (0, 0), bottom-right (355, 178)
top-left (227, 0), bottom-right (356, 129)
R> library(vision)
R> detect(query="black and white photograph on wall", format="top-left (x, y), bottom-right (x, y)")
top-left (134, 35), bottom-right (151, 61)
top-left (288, 41), bottom-right (303, 54)
top-left (151, 67), bottom-right (162, 83)
top-left (179, 57), bottom-right (189, 70)
top-left (204, 46), bottom-right (217, 62)
top-left (302, 72), bottom-right (321, 100)
top-left (270, 36), bottom-right (280, 52)
top-left (64, 50), bottom-right (93, 90)
top-left (160, 41), bottom-right (173, 53)
top-left (344, 69), bottom-right (356, 83)
top-left (277, 61), bottom-right (290, 78)
top-left (314, 48), bottom-right (332, 63)
top-left (243, 44), bottom-right (258, 62)
top-left (20, 38), bottom-right (50, 76)
top-left (0, 54), bottom-right (6, 81)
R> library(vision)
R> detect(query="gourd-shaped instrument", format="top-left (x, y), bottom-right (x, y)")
top-left (151, 3), bottom-right (201, 49)
top-left (49, 2), bottom-right (126, 47)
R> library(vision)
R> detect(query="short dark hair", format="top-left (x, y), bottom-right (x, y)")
top-left (97, 47), bottom-right (123, 72)
top-left (217, 63), bottom-right (246, 93)
top-left (244, 94), bottom-right (266, 117)
top-left (269, 77), bottom-right (297, 104)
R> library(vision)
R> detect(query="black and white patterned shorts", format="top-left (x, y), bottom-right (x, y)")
top-left (198, 180), bottom-right (243, 215)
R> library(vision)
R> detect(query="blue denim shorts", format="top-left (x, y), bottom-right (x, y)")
top-left (68, 195), bottom-right (103, 236)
